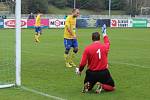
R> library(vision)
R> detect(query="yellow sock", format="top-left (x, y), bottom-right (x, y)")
top-left (69, 49), bottom-right (76, 67)
top-left (34, 34), bottom-right (37, 40)
top-left (37, 34), bottom-right (40, 41)
top-left (64, 54), bottom-right (72, 67)
top-left (64, 54), bottom-right (69, 63)
top-left (34, 34), bottom-right (40, 42)
top-left (34, 35), bottom-right (38, 41)
top-left (37, 34), bottom-right (40, 38)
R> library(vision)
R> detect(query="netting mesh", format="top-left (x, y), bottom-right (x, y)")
top-left (0, 29), bottom-right (15, 85)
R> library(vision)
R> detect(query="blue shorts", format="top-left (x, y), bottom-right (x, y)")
top-left (35, 26), bottom-right (42, 34)
top-left (64, 38), bottom-right (78, 50)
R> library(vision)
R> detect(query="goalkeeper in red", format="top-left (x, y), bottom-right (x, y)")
top-left (64, 9), bottom-right (80, 68)
top-left (76, 24), bottom-right (115, 93)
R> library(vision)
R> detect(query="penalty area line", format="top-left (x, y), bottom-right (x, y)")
top-left (110, 61), bottom-right (150, 69)
top-left (21, 86), bottom-right (66, 100)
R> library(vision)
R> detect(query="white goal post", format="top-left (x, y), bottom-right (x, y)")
top-left (0, 0), bottom-right (21, 88)
top-left (15, 0), bottom-right (21, 86)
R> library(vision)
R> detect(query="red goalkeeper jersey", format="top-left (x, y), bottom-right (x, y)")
top-left (79, 35), bottom-right (110, 71)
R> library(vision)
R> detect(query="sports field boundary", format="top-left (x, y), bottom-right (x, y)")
top-left (110, 61), bottom-right (150, 69)
top-left (21, 86), bottom-right (66, 100)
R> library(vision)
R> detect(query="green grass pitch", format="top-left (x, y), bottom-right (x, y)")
top-left (0, 28), bottom-right (150, 100)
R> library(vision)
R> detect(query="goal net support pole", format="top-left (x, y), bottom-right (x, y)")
top-left (15, 0), bottom-right (21, 86)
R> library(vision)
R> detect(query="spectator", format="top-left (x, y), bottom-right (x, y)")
top-left (28, 12), bottom-right (35, 19)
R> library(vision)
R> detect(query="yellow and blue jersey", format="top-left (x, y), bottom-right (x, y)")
top-left (64, 15), bottom-right (76, 39)
top-left (35, 14), bottom-right (42, 33)
top-left (35, 14), bottom-right (41, 27)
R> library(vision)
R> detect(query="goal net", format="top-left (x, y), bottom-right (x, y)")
top-left (0, 0), bottom-right (21, 88)
top-left (0, 30), bottom-right (16, 88)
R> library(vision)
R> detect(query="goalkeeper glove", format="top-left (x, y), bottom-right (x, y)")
top-left (75, 67), bottom-right (81, 75)
top-left (101, 24), bottom-right (107, 36)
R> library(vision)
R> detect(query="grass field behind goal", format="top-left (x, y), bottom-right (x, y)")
top-left (0, 28), bottom-right (150, 100)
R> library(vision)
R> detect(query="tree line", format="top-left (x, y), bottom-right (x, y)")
top-left (21, 0), bottom-right (146, 15)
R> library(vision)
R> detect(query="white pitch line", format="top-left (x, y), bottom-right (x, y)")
top-left (21, 86), bottom-right (66, 100)
top-left (110, 61), bottom-right (150, 69)
top-left (112, 38), bottom-right (150, 42)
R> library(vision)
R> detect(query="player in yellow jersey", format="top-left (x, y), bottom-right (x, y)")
top-left (64, 9), bottom-right (80, 67)
top-left (34, 11), bottom-right (42, 43)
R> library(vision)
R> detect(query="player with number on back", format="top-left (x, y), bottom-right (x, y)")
top-left (76, 24), bottom-right (115, 93)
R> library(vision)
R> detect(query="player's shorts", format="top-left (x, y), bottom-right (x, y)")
top-left (35, 26), bottom-right (42, 34)
top-left (84, 69), bottom-right (115, 90)
top-left (64, 38), bottom-right (78, 50)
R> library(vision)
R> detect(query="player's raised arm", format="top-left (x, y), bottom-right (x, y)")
top-left (102, 24), bottom-right (110, 52)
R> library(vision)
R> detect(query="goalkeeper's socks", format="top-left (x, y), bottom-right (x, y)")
top-left (101, 84), bottom-right (115, 91)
